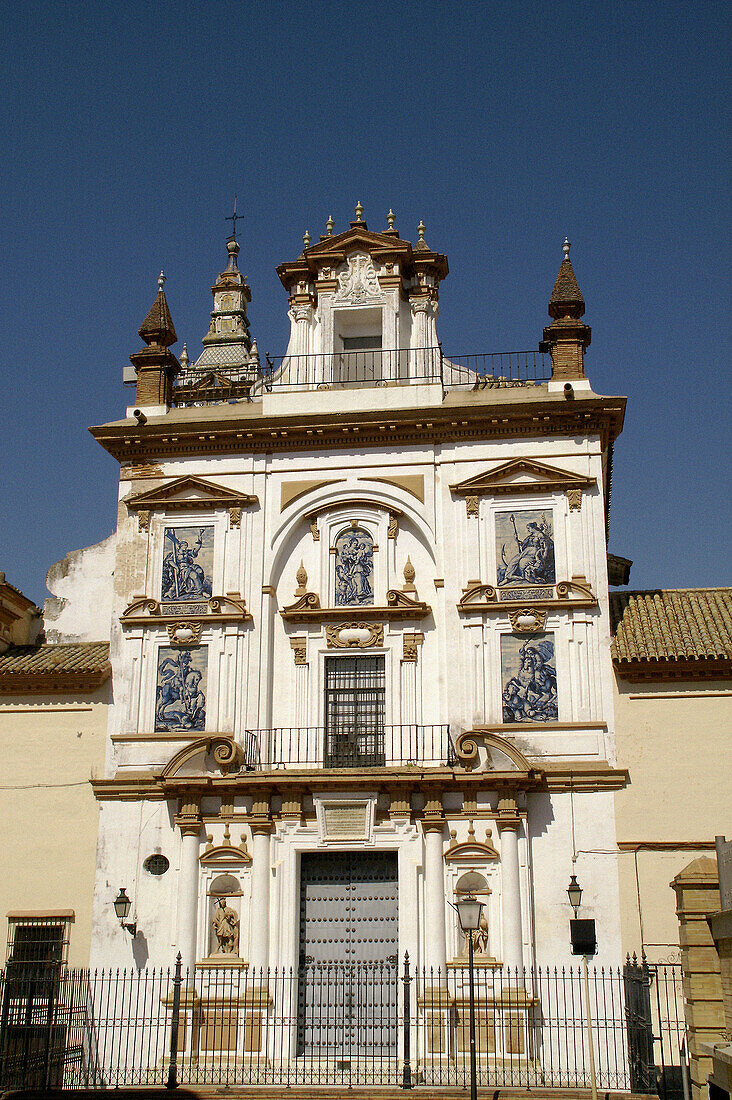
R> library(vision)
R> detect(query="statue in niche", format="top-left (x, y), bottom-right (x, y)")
top-left (334, 526), bottom-right (374, 606)
top-left (212, 896), bottom-right (240, 955)
top-left (462, 912), bottom-right (489, 957)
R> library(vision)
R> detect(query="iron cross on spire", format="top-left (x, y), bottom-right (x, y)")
top-left (226, 195), bottom-right (242, 241)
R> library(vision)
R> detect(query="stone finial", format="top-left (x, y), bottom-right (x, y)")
top-left (325, 215), bottom-right (334, 236)
top-left (415, 220), bottom-right (429, 251)
top-left (563, 236), bottom-right (571, 261)
top-left (157, 270), bottom-right (166, 292)
top-left (302, 229), bottom-right (311, 248)
top-left (387, 208), bottom-right (396, 229)
top-left (249, 337), bottom-right (259, 365)
top-left (417, 220), bottom-right (426, 241)
top-left (295, 560), bottom-right (308, 596)
top-left (179, 343), bottom-right (189, 369)
top-left (355, 201), bottom-right (364, 222)
top-left (402, 556), bottom-right (416, 593)
top-left (225, 236), bottom-right (240, 272)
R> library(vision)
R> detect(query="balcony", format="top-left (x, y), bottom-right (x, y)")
top-left (170, 347), bottom-right (550, 406)
top-left (239, 724), bottom-right (455, 771)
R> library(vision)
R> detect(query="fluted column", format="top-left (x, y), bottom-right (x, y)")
top-left (174, 793), bottom-right (202, 977)
top-left (249, 813), bottom-right (274, 975)
top-left (498, 803), bottom-right (524, 971)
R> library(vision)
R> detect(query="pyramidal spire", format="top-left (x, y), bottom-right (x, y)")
top-left (548, 237), bottom-right (585, 320)
top-left (138, 270), bottom-right (177, 348)
top-left (130, 272), bottom-right (180, 408)
top-left (194, 230), bottom-right (256, 375)
top-left (543, 237), bottom-right (591, 382)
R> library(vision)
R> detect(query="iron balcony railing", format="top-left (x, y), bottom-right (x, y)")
top-left (238, 724), bottom-right (455, 771)
top-left (0, 956), bottom-right (687, 1091)
top-left (169, 347), bottom-right (550, 406)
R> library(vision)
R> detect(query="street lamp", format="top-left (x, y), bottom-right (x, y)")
top-left (566, 872), bottom-right (598, 1100)
top-left (455, 895), bottom-right (484, 1100)
top-left (113, 887), bottom-right (137, 937)
top-left (567, 874), bottom-right (582, 916)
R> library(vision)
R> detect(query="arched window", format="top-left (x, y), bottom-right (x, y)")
top-left (334, 526), bottom-right (374, 606)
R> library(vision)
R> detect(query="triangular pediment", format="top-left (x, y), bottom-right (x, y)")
top-left (124, 475), bottom-right (258, 513)
top-left (304, 226), bottom-right (413, 261)
top-left (451, 458), bottom-right (595, 497)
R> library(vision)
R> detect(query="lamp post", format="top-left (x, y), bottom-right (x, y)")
top-left (113, 887), bottom-right (137, 937)
top-left (455, 895), bottom-right (483, 1100)
top-left (566, 873), bottom-right (598, 1100)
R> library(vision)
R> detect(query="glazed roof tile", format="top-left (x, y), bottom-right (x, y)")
top-left (610, 589), bottom-right (732, 664)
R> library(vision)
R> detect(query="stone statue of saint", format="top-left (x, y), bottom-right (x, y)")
top-left (212, 896), bottom-right (240, 955)
top-left (463, 913), bottom-right (489, 957)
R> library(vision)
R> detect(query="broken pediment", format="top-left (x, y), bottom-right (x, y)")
top-left (200, 830), bottom-right (252, 867)
top-left (453, 729), bottom-right (537, 775)
top-left (450, 459), bottom-right (595, 498)
top-left (161, 736), bottom-right (251, 780)
top-left (445, 822), bottom-right (500, 863)
top-left (123, 475), bottom-right (258, 514)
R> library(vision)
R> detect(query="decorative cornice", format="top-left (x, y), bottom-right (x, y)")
top-left (458, 578), bottom-right (597, 615)
top-left (281, 590), bottom-right (430, 623)
top-left (121, 594), bottom-right (252, 626)
top-left (90, 394), bottom-right (626, 465)
top-left (613, 656), bottom-right (732, 682)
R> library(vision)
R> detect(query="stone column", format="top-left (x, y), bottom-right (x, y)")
top-left (422, 793), bottom-right (448, 981)
top-left (249, 817), bottom-right (273, 975)
top-left (498, 801), bottom-right (524, 972)
top-left (174, 793), bottom-right (202, 978)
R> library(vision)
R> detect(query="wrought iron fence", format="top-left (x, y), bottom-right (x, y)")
top-left (0, 955), bottom-right (687, 1091)
top-left (168, 348), bottom-right (551, 406)
top-left (240, 724), bottom-right (455, 770)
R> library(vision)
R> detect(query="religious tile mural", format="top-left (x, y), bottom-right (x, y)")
top-left (334, 526), bottom-right (374, 606)
top-left (155, 646), bottom-right (207, 732)
top-left (501, 633), bottom-right (558, 723)
top-left (496, 510), bottom-right (555, 587)
top-left (161, 526), bottom-right (214, 602)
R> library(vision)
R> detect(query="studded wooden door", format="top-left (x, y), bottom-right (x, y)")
top-left (297, 851), bottom-right (399, 1057)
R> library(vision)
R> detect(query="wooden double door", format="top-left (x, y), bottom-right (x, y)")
top-left (297, 851), bottom-right (399, 1057)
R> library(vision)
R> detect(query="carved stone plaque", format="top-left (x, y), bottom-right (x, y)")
top-left (322, 804), bottom-right (368, 839)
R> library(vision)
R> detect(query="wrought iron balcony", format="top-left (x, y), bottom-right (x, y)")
top-left (170, 347), bottom-right (550, 406)
top-left (239, 724), bottom-right (455, 771)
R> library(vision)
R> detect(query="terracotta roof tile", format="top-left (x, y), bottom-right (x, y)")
top-left (0, 642), bottom-right (110, 691)
top-left (610, 589), bottom-right (732, 665)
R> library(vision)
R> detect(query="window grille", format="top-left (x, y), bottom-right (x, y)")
top-left (324, 656), bottom-right (385, 767)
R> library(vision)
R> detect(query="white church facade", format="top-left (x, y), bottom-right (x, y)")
top-left (76, 210), bottom-right (631, 1077)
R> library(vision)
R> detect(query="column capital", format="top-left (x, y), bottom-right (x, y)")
top-left (249, 818), bottom-right (274, 835)
top-left (175, 791), bottom-right (202, 835)
top-left (422, 817), bottom-right (446, 834)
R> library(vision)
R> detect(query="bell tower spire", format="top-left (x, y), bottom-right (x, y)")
top-left (543, 237), bottom-right (591, 382)
top-left (194, 218), bottom-right (256, 376)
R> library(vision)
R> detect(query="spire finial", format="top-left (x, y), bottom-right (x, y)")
top-left (325, 215), bottom-right (334, 236)
top-left (387, 208), bottom-right (396, 230)
top-left (179, 343), bottom-right (189, 368)
top-left (302, 229), bottom-right (311, 248)
top-left (226, 195), bottom-right (241, 242)
top-left (417, 220), bottom-right (426, 242)
top-left (157, 270), bottom-right (166, 293)
top-left (355, 200), bottom-right (364, 222)
top-left (563, 236), bottom-right (571, 262)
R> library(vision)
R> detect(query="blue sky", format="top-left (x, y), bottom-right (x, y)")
top-left (1, 1), bottom-right (729, 606)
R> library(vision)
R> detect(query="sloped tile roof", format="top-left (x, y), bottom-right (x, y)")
top-left (611, 589), bottom-right (732, 676)
top-left (0, 642), bottom-right (110, 692)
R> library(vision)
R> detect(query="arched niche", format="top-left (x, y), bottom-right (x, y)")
top-left (205, 873), bottom-right (243, 961)
top-left (454, 871), bottom-right (492, 961)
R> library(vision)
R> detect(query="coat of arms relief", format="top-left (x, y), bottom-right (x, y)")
top-left (334, 252), bottom-right (383, 304)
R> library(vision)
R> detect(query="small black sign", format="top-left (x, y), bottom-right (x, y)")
top-left (570, 919), bottom-right (597, 956)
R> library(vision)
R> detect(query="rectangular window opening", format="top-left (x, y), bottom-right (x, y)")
top-left (324, 656), bottom-right (385, 767)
